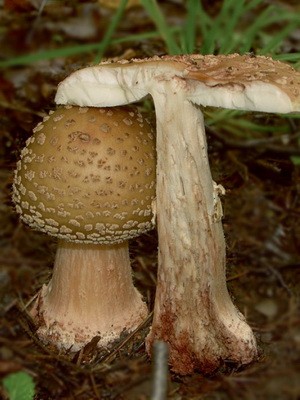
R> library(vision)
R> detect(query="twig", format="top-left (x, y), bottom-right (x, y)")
top-left (15, 303), bottom-right (85, 371)
top-left (89, 372), bottom-right (101, 400)
top-left (227, 270), bottom-right (250, 282)
top-left (267, 265), bottom-right (293, 296)
top-left (24, 293), bottom-right (39, 310)
top-left (93, 311), bottom-right (153, 369)
top-left (151, 341), bottom-right (169, 400)
top-left (26, 0), bottom-right (49, 43)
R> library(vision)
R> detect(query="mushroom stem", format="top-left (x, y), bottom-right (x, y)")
top-left (32, 240), bottom-right (148, 351)
top-left (146, 86), bottom-right (257, 374)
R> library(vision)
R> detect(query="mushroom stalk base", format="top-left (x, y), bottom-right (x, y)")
top-left (146, 87), bottom-right (258, 374)
top-left (31, 241), bottom-right (148, 351)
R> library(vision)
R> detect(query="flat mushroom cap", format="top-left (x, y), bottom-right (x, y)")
top-left (55, 53), bottom-right (300, 114)
top-left (13, 106), bottom-right (156, 244)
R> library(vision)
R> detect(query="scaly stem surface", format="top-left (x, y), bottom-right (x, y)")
top-left (32, 240), bottom-right (148, 350)
top-left (146, 83), bottom-right (257, 374)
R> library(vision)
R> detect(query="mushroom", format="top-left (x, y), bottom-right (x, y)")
top-left (12, 105), bottom-right (156, 351)
top-left (54, 54), bottom-right (300, 373)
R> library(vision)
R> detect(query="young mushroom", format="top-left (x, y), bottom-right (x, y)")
top-left (13, 105), bottom-right (156, 351)
top-left (54, 54), bottom-right (300, 373)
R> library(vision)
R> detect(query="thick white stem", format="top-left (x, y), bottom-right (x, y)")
top-left (31, 241), bottom-right (148, 351)
top-left (146, 83), bottom-right (257, 374)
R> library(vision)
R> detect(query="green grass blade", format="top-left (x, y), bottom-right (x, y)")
top-left (274, 53), bottom-right (300, 63)
top-left (200, 0), bottom-right (247, 54)
top-left (139, 0), bottom-right (181, 54)
top-left (0, 44), bottom-right (100, 68)
top-left (181, 0), bottom-right (200, 53)
top-left (219, 0), bottom-right (247, 54)
top-left (115, 28), bottom-right (180, 44)
top-left (239, 4), bottom-right (277, 53)
top-left (94, 0), bottom-right (129, 62)
top-left (197, 1), bottom-right (213, 42)
top-left (259, 21), bottom-right (298, 55)
top-left (205, 109), bottom-right (244, 125)
top-left (200, 0), bottom-right (229, 54)
top-left (240, 6), bottom-right (300, 54)
top-left (243, 0), bottom-right (264, 13)
top-left (0, 30), bottom-right (171, 68)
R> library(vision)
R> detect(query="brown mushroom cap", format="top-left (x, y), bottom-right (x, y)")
top-left (13, 106), bottom-right (156, 244)
top-left (139, 54), bottom-right (300, 104)
top-left (55, 53), bottom-right (300, 114)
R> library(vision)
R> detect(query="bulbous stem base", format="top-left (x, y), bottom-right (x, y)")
top-left (31, 241), bottom-right (148, 351)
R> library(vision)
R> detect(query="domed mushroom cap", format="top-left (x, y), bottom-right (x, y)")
top-left (13, 106), bottom-right (156, 244)
top-left (55, 53), bottom-right (300, 114)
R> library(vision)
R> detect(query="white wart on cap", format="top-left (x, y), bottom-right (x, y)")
top-left (13, 105), bottom-right (156, 244)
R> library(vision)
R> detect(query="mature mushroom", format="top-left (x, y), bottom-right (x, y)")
top-left (54, 54), bottom-right (300, 373)
top-left (13, 105), bottom-right (156, 351)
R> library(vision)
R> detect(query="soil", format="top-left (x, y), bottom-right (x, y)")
top-left (0, 1), bottom-right (300, 399)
